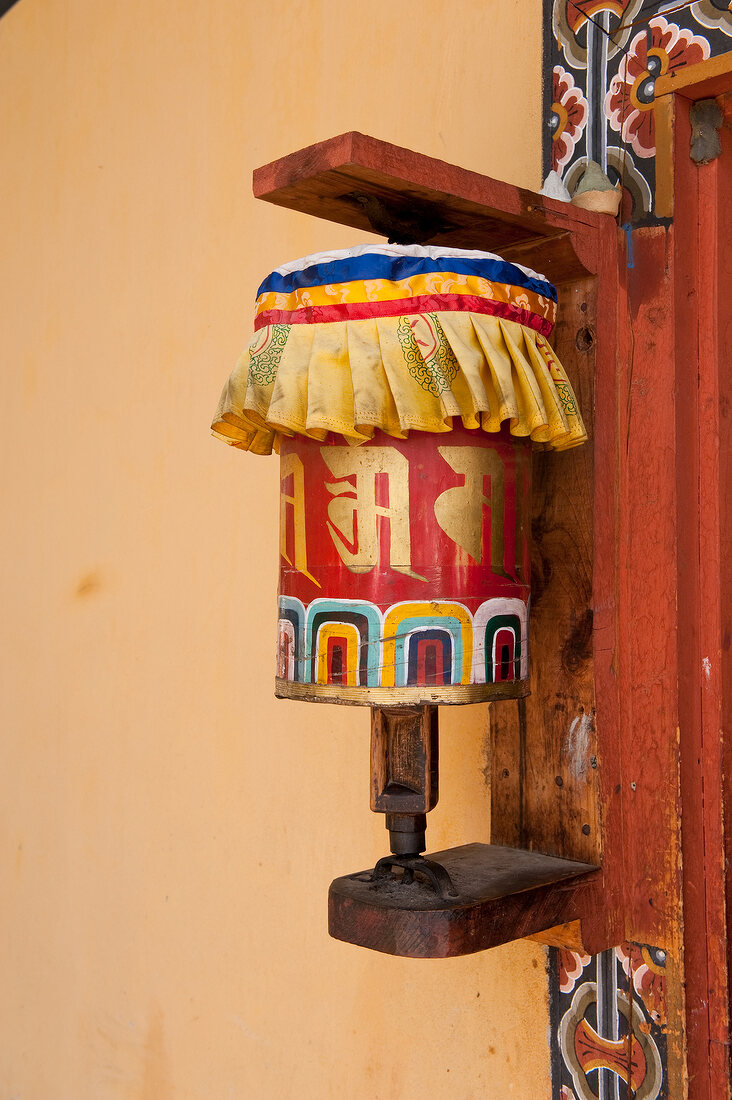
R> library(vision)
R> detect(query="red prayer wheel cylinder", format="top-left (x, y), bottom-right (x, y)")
top-left (276, 421), bottom-right (531, 705)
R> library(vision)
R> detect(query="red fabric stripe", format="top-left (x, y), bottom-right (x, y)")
top-left (253, 293), bottom-right (555, 337)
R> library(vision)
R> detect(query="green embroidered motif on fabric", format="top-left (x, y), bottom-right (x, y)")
top-left (396, 313), bottom-right (459, 397)
top-left (553, 379), bottom-right (578, 416)
top-left (248, 325), bottom-right (288, 385)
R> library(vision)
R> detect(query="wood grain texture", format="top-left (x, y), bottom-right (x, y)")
top-left (370, 706), bottom-right (438, 814)
top-left (488, 215), bottom-right (623, 959)
top-left (490, 275), bottom-right (603, 945)
top-left (716, 115), bottom-right (732, 1093)
top-left (528, 921), bottom-right (586, 950)
top-left (620, 228), bottom-right (682, 951)
top-left (672, 95), bottom-right (732, 1098)
top-left (329, 843), bottom-right (598, 958)
top-left (653, 93), bottom-right (676, 219)
top-left (584, 213), bottom-right (625, 957)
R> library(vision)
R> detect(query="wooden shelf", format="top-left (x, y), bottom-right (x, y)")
top-left (253, 131), bottom-right (610, 283)
top-left (329, 844), bottom-right (599, 958)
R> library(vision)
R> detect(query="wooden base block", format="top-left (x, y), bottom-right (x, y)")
top-left (328, 843), bottom-right (599, 958)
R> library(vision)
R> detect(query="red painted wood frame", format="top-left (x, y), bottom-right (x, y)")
top-left (653, 59), bottom-right (732, 1099)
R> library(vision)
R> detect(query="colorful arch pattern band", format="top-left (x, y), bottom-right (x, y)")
top-left (276, 595), bottom-right (529, 694)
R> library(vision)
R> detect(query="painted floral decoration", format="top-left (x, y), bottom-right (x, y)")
top-left (605, 16), bottom-right (711, 158)
top-left (558, 947), bottom-right (591, 994)
top-left (616, 942), bottom-right (668, 1028)
top-left (550, 65), bottom-right (589, 171)
top-left (692, 0), bottom-right (732, 39)
top-left (552, 0), bottom-right (645, 71)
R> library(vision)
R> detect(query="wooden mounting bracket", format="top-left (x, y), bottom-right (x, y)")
top-left (255, 133), bottom-right (621, 957)
top-left (329, 708), bottom-right (599, 959)
top-left (329, 843), bottom-right (599, 959)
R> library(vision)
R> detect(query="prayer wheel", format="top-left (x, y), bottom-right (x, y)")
top-left (277, 423), bottom-right (531, 704)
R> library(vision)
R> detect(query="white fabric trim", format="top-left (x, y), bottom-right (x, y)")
top-left (270, 244), bottom-right (549, 285)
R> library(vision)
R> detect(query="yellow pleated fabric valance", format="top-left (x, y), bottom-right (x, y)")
top-left (212, 245), bottom-right (587, 454)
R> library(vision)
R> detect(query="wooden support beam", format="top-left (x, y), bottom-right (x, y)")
top-left (655, 53), bottom-right (732, 217)
top-left (253, 131), bottom-right (609, 283)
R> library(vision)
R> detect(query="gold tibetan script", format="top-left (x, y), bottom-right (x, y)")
top-left (280, 453), bottom-right (320, 586)
top-left (434, 446), bottom-right (509, 574)
top-left (321, 447), bottom-right (426, 579)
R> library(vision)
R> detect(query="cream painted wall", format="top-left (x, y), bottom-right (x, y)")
top-left (0, 2), bottom-right (549, 1097)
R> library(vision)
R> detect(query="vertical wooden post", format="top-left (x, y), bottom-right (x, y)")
top-left (370, 706), bottom-right (438, 855)
top-left (672, 91), bottom-right (732, 1098)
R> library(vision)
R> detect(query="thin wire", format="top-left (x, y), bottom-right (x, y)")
top-left (567, 0), bottom-right (698, 45)
top-left (617, 1), bottom-right (697, 33)
top-left (566, 0), bottom-right (632, 55)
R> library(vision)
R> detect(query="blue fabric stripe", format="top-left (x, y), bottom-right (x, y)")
top-left (257, 254), bottom-right (557, 303)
